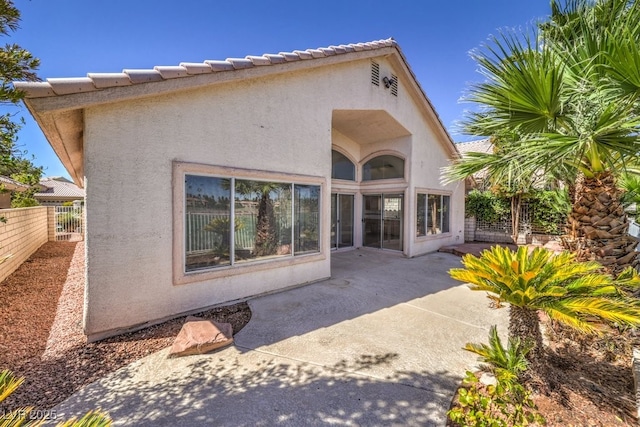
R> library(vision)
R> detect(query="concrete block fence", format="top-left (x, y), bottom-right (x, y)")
top-left (0, 206), bottom-right (55, 283)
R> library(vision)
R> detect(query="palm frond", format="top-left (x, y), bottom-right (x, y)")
top-left (55, 411), bottom-right (112, 427)
top-left (0, 370), bottom-right (22, 403)
top-left (450, 245), bottom-right (640, 342)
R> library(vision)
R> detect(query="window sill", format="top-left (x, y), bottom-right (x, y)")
top-left (174, 251), bottom-right (326, 286)
top-left (414, 232), bottom-right (452, 243)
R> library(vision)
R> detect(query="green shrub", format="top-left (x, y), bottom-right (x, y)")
top-left (448, 326), bottom-right (544, 426)
top-left (528, 190), bottom-right (570, 234)
top-left (464, 326), bottom-right (531, 387)
top-left (465, 190), bottom-right (510, 222)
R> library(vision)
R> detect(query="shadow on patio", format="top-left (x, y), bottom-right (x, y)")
top-left (52, 348), bottom-right (459, 426)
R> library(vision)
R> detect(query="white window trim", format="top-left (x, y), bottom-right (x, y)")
top-left (173, 161), bottom-right (326, 286)
top-left (414, 188), bottom-right (452, 242)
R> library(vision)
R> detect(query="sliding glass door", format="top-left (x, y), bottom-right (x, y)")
top-left (330, 194), bottom-right (354, 249)
top-left (363, 194), bottom-right (403, 251)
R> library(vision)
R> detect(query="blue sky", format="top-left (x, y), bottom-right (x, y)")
top-left (4, 0), bottom-right (551, 180)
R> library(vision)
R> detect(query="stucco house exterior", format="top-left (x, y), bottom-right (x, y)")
top-left (17, 38), bottom-right (465, 341)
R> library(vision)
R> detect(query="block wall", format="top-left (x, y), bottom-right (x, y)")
top-left (0, 207), bottom-right (49, 283)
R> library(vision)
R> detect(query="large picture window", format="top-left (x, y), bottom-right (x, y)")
top-left (185, 174), bottom-right (320, 273)
top-left (416, 193), bottom-right (450, 237)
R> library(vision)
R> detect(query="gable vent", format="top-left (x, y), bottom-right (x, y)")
top-left (390, 73), bottom-right (398, 96)
top-left (371, 61), bottom-right (380, 86)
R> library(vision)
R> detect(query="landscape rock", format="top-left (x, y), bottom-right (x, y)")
top-left (168, 316), bottom-right (234, 357)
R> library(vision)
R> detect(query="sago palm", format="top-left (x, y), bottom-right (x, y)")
top-left (449, 246), bottom-right (640, 371)
top-left (456, 0), bottom-right (640, 274)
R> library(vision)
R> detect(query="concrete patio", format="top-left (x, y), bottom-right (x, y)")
top-left (50, 248), bottom-right (508, 426)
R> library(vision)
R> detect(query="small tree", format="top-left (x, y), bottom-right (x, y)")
top-left (0, 0), bottom-right (43, 206)
top-left (449, 246), bottom-right (640, 377)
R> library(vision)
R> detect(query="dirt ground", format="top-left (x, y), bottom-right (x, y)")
top-left (447, 321), bottom-right (638, 426)
top-left (0, 241), bottom-right (251, 413)
top-left (0, 241), bottom-right (637, 425)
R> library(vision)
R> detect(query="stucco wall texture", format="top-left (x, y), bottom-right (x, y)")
top-left (82, 57), bottom-right (464, 340)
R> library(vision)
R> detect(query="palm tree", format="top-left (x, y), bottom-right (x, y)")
top-left (234, 180), bottom-right (288, 257)
top-left (456, 0), bottom-right (640, 274)
top-left (449, 246), bottom-right (640, 374)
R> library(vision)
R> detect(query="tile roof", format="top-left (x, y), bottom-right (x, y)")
top-left (14, 39), bottom-right (397, 98)
top-left (16, 37), bottom-right (460, 187)
top-left (456, 139), bottom-right (494, 155)
top-left (0, 175), bottom-right (30, 192)
top-left (34, 177), bottom-right (85, 199)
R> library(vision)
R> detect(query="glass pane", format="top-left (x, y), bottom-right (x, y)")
top-left (416, 193), bottom-right (426, 237)
top-left (427, 194), bottom-right (442, 234)
top-left (185, 175), bottom-right (231, 271)
top-left (234, 180), bottom-right (292, 262)
top-left (363, 195), bottom-right (382, 248)
top-left (442, 196), bottom-right (450, 233)
top-left (382, 195), bottom-right (403, 251)
top-left (331, 150), bottom-right (355, 180)
top-left (362, 155), bottom-right (404, 181)
top-left (294, 185), bottom-right (320, 254)
top-left (339, 194), bottom-right (354, 248)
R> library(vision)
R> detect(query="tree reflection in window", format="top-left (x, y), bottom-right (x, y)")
top-left (184, 174), bottom-right (320, 272)
top-left (416, 193), bottom-right (450, 236)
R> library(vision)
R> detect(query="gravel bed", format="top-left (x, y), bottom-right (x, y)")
top-left (0, 241), bottom-right (251, 413)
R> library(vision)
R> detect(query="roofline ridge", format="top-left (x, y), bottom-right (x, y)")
top-left (15, 37), bottom-right (398, 98)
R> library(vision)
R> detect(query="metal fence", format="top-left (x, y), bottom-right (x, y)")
top-left (186, 212), bottom-right (318, 254)
top-left (55, 205), bottom-right (84, 241)
top-left (475, 202), bottom-right (566, 236)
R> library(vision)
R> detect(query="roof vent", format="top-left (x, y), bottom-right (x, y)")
top-left (371, 61), bottom-right (380, 86)
top-left (390, 73), bottom-right (398, 96)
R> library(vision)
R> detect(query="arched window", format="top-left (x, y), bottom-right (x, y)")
top-left (362, 155), bottom-right (404, 181)
top-left (331, 150), bottom-right (355, 181)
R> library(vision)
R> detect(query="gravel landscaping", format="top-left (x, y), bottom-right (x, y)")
top-left (0, 241), bottom-right (637, 425)
top-left (0, 241), bottom-right (251, 413)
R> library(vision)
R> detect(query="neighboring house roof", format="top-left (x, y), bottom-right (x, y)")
top-left (15, 38), bottom-right (459, 187)
top-left (456, 139), bottom-right (493, 155)
top-left (455, 139), bottom-right (494, 188)
top-left (0, 175), bottom-right (30, 192)
top-left (34, 176), bottom-right (85, 200)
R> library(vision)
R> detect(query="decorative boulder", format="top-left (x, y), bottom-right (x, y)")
top-left (168, 316), bottom-right (234, 357)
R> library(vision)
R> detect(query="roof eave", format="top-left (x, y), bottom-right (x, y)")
top-left (22, 100), bottom-right (84, 187)
top-left (24, 47), bottom-right (398, 114)
top-left (20, 38), bottom-right (461, 188)
top-left (22, 47), bottom-right (400, 189)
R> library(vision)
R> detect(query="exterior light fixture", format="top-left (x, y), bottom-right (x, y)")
top-left (382, 76), bottom-right (395, 88)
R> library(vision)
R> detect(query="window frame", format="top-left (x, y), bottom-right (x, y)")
top-left (415, 190), bottom-right (451, 239)
top-left (362, 155), bottom-right (405, 181)
top-left (174, 162), bottom-right (326, 286)
top-left (331, 149), bottom-right (356, 181)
